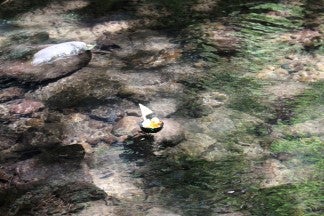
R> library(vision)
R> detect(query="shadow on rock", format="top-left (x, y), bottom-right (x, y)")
top-left (0, 50), bottom-right (92, 89)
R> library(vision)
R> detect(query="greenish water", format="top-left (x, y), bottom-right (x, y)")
top-left (138, 1), bottom-right (323, 215)
top-left (0, 0), bottom-right (323, 215)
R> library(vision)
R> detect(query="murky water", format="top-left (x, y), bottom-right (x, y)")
top-left (0, 1), bottom-right (323, 215)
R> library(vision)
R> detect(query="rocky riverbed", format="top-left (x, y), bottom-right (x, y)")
top-left (0, 0), bottom-right (323, 215)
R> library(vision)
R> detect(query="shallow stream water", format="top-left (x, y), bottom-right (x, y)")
top-left (0, 0), bottom-right (323, 215)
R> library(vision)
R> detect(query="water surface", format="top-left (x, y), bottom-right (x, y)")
top-left (0, 0), bottom-right (323, 215)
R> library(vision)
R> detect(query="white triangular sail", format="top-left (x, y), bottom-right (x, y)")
top-left (139, 103), bottom-right (153, 120)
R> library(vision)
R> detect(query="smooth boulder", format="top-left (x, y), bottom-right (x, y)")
top-left (0, 42), bottom-right (92, 86)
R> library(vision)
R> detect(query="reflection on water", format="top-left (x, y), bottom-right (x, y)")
top-left (0, 0), bottom-right (323, 215)
top-left (0, 20), bottom-right (20, 35)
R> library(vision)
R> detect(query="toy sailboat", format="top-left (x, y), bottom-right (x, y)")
top-left (139, 103), bottom-right (164, 133)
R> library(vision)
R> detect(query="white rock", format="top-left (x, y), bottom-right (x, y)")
top-left (32, 41), bottom-right (89, 65)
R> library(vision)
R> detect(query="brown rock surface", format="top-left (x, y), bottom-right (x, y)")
top-left (0, 51), bottom-right (92, 85)
top-left (112, 116), bottom-right (141, 137)
top-left (153, 118), bottom-right (185, 147)
top-left (9, 99), bottom-right (44, 115)
top-left (0, 87), bottom-right (24, 102)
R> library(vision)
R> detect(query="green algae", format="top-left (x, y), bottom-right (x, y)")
top-left (257, 84), bottom-right (323, 214)
top-left (264, 131), bottom-right (324, 215)
top-left (212, 74), bottom-right (265, 113)
top-left (143, 0), bottom-right (201, 29)
top-left (289, 81), bottom-right (324, 124)
top-left (243, 13), bottom-right (303, 29)
top-left (249, 136), bottom-right (323, 215)
top-left (178, 67), bottom-right (267, 118)
top-left (234, 2), bottom-right (304, 72)
top-left (170, 1), bottom-right (324, 215)
top-left (249, 182), bottom-right (323, 216)
top-left (271, 137), bottom-right (323, 169)
top-left (143, 155), bottom-right (257, 215)
top-left (251, 3), bottom-right (304, 17)
top-left (252, 82), bottom-right (324, 215)
top-left (175, 10), bottom-right (319, 215)
top-left (180, 0), bottom-right (308, 119)
top-left (199, 63), bottom-right (268, 117)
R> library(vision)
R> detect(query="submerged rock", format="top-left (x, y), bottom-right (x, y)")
top-left (0, 99), bottom-right (45, 124)
top-left (61, 113), bottom-right (116, 147)
top-left (257, 66), bottom-right (289, 81)
top-left (260, 159), bottom-right (292, 188)
top-left (0, 126), bottom-right (19, 156)
top-left (0, 87), bottom-right (24, 102)
top-left (206, 28), bottom-right (241, 54)
top-left (146, 207), bottom-right (181, 216)
top-left (112, 116), bottom-right (141, 137)
top-left (8, 31), bottom-right (49, 45)
top-left (200, 91), bottom-right (228, 113)
top-left (28, 69), bottom-right (122, 109)
top-left (288, 118), bottom-right (324, 139)
top-left (0, 50), bottom-right (92, 86)
top-left (279, 29), bottom-right (322, 49)
top-left (153, 118), bottom-right (185, 147)
top-left (9, 99), bottom-right (44, 115)
top-left (148, 98), bottom-right (179, 118)
top-left (257, 53), bottom-right (324, 83)
top-left (0, 31), bottom-right (49, 62)
top-left (170, 133), bottom-right (218, 159)
top-left (0, 114), bottom-right (104, 215)
top-left (22, 122), bottom-right (63, 148)
top-left (1, 161), bottom-right (105, 215)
